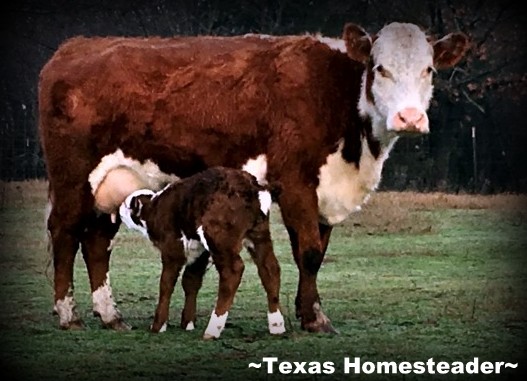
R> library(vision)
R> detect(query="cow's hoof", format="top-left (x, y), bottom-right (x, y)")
top-left (150, 322), bottom-right (167, 333)
top-left (60, 319), bottom-right (85, 330)
top-left (302, 302), bottom-right (339, 334)
top-left (104, 318), bottom-right (132, 331)
top-left (304, 319), bottom-right (338, 334)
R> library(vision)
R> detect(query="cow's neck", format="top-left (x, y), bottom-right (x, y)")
top-left (316, 76), bottom-right (399, 226)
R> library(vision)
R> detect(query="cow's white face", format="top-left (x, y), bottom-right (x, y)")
top-left (369, 24), bottom-right (434, 135)
top-left (343, 22), bottom-right (469, 140)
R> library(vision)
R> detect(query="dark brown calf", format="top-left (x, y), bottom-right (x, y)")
top-left (119, 167), bottom-right (285, 339)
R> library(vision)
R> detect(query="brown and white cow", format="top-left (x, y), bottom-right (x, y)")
top-left (118, 167), bottom-right (284, 338)
top-left (39, 22), bottom-right (468, 332)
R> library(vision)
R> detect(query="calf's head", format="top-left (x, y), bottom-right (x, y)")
top-left (119, 189), bottom-right (156, 236)
top-left (343, 22), bottom-right (469, 137)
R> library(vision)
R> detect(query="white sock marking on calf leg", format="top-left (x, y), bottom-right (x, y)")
top-left (267, 310), bottom-right (286, 335)
top-left (258, 190), bottom-right (272, 215)
top-left (196, 226), bottom-right (210, 251)
top-left (203, 310), bottom-right (228, 339)
top-left (92, 272), bottom-right (120, 325)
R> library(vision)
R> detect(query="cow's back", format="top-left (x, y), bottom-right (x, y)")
top-left (39, 34), bottom-right (361, 182)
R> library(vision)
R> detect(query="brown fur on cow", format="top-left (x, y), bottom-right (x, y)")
top-left (39, 23), bottom-right (468, 332)
top-left (119, 167), bottom-right (284, 339)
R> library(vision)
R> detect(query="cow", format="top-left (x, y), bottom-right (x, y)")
top-left (118, 166), bottom-right (285, 338)
top-left (38, 22), bottom-right (469, 332)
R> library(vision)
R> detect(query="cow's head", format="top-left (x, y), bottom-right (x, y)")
top-left (343, 22), bottom-right (469, 138)
top-left (119, 189), bottom-right (155, 237)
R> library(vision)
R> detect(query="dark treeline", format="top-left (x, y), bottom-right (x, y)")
top-left (1, 0), bottom-right (526, 192)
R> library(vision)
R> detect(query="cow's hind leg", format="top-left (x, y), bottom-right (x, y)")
top-left (80, 213), bottom-right (128, 330)
top-left (245, 220), bottom-right (285, 335)
top-left (48, 203), bottom-right (84, 330)
top-left (180, 251), bottom-right (210, 331)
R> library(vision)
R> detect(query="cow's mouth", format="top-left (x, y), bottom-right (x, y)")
top-left (395, 128), bottom-right (429, 137)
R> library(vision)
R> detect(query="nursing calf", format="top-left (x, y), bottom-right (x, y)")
top-left (119, 167), bottom-right (285, 339)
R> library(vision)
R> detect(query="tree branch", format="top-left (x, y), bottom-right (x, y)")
top-left (462, 89), bottom-right (486, 114)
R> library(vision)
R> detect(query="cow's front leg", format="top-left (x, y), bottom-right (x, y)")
top-left (279, 189), bottom-right (337, 333)
top-left (287, 222), bottom-right (333, 321)
top-left (246, 219), bottom-right (285, 335)
top-left (81, 213), bottom-right (129, 330)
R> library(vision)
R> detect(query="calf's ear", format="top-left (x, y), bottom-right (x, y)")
top-left (433, 32), bottom-right (470, 69)
top-left (342, 23), bottom-right (373, 65)
top-left (129, 196), bottom-right (142, 216)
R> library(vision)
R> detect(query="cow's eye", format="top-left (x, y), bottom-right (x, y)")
top-left (374, 64), bottom-right (391, 79)
top-left (423, 66), bottom-right (436, 77)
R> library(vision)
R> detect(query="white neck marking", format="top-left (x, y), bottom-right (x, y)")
top-left (317, 136), bottom-right (396, 225)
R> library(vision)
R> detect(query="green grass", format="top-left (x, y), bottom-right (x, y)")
top-left (0, 184), bottom-right (526, 380)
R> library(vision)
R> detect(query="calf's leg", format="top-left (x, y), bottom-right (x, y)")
top-left (151, 239), bottom-right (186, 333)
top-left (203, 242), bottom-right (245, 340)
top-left (180, 251), bottom-right (210, 331)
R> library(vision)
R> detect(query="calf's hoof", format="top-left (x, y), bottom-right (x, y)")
top-left (268, 310), bottom-right (286, 335)
top-left (202, 332), bottom-right (218, 341)
top-left (182, 321), bottom-right (195, 331)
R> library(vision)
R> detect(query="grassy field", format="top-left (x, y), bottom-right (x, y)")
top-left (0, 181), bottom-right (526, 380)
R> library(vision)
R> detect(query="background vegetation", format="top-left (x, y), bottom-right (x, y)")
top-left (0, 182), bottom-right (526, 380)
top-left (1, 0), bottom-right (526, 192)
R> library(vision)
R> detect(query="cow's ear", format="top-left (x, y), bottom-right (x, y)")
top-left (342, 23), bottom-right (373, 65)
top-left (433, 32), bottom-right (470, 69)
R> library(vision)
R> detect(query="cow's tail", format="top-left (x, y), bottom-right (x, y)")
top-left (44, 192), bottom-right (54, 285)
